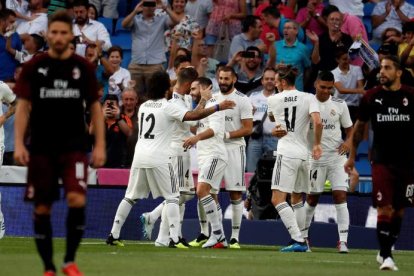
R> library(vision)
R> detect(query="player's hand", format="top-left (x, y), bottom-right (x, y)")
top-left (219, 100), bottom-right (236, 110)
top-left (344, 158), bottom-right (355, 174)
top-left (14, 144), bottom-right (30, 166)
top-left (312, 144), bottom-right (322, 160)
top-left (183, 136), bottom-right (199, 150)
top-left (200, 84), bottom-right (212, 100)
top-left (271, 124), bottom-right (287, 138)
top-left (90, 145), bottom-right (106, 168)
top-left (337, 142), bottom-right (350, 155)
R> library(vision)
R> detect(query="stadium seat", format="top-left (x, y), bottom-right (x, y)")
top-left (111, 32), bottom-right (132, 50)
top-left (98, 16), bottom-right (113, 34)
top-left (363, 2), bottom-right (376, 41)
top-left (355, 159), bottom-right (371, 176)
top-left (363, 2), bottom-right (376, 17)
top-left (121, 49), bottom-right (131, 68)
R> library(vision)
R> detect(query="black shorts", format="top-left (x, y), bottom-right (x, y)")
top-left (25, 152), bottom-right (88, 205)
top-left (371, 163), bottom-right (414, 209)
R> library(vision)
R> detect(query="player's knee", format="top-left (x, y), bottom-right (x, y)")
top-left (34, 204), bottom-right (52, 215)
top-left (196, 183), bottom-right (210, 198)
top-left (229, 191), bottom-right (242, 201)
top-left (66, 192), bottom-right (86, 208)
top-left (332, 191), bottom-right (347, 204)
top-left (306, 194), bottom-right (319, 206)
top-left (291, 192), bottom-right (303, 205)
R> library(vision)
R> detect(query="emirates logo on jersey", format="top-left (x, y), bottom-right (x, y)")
top-left (72, 67), bottom-right (81, 80)
top-left (330, 109), bottom-right (336, 116)
top-left (403, 97), bottom-right (408, 106)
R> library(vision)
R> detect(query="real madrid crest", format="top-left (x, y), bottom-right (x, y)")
top-left (72, 67), bottom-right (81, 80)
top-left (330, 109), bottom-right (336, 116)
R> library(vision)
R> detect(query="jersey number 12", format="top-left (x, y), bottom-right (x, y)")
top-left (139, 113), bottom-right (155, 139)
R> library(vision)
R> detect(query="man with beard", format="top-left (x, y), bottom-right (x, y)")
top-left (72, 0), bottom-right (111, 56)
top-left (345, 56), bottom-right (414, 271)
top-left (14, 10), bottom-right (106, 276)
top-left (214, 66), bottom-right (253, 249)
top-left (246, 67), bottom-right (278, 172)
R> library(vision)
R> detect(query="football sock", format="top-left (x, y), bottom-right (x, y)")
top-left (178, 203), bottom-right (185, 238)
top-left (64, 207), bottom-right (85, 263)
top-left (165, 198), bottom-right (180, 243)
top-left (217, 202), bottom-right (223, 223)
top-left (292, 201), bottom-right (305, 236)
top-left (149, 201), bottom-right (165, 224)
top-left (197, 200), bottom-right (209, 236)
top-left (335, 203), bottom-right (349, 242)
top-left (200, 195), bottom-right (222, 236)
top-left (110, 198), bottom-right (134, 239)
top-left (302, 202), bottom-right (316, 239)
top-left (276, 202), bottom-right (304, 242)
top-left (156, 205), bottom-right (169, 243)
top-left (34, 213), bottom-right (56, 272)
top-left (377, 215), bottom-right (392, 259)
top-left (230, 198), bottom-right (243, 240)
top-left (390, 215), bottom-right (403, 247)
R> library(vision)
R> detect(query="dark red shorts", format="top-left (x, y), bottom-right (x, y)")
top-left (371, 163), bottom-right (414, 209)
top-left (25, 152), bottom-right (88, 204)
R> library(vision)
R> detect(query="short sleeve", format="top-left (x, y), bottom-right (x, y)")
top-left (371, 2), bottom-right (385, 16)
top-left (165, 101), bottom-right (188, 122)
top-left (358, 91), bottom-right (373, 122)
top-left (340, 102), bottom-right (353, 128)
top-left (308, 95), bottom-right (320, 114)
top-left (0, 82), bottom-right (16, 104)
top-left (240, 97), bottom-right (253, 120)
top-left (355, 66), bottom-right (364, 81)
top-left (13, 59), bottom-right (35, 100)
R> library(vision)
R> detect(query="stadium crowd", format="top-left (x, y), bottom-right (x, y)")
top-left (1, 0), bottom-right (414, 275)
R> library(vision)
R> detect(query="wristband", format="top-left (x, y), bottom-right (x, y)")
top-left (225, 132), bottom-right (230, 139)
top-left (215, 104), bottom-right (220, 111)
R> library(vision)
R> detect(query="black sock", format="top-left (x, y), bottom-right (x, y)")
top-left (390, 215), bottom-right (403, 247)
top-left (64, 207), bottom-right (85, 264)
top-left (377, 216), bottom-right (392, 259)
top-left (34, 213), bottom-right (55, 272)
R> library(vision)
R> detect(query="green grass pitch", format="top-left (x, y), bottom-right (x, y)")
top-left (1, 237), bottom-right (413, 275)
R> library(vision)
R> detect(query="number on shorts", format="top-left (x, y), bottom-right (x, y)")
top-left (284, 106), bottom-right (297, 132)
top-left (310, 169), bottom-right (318, 181)
top-left (139, 113), bottom-right (156, 139)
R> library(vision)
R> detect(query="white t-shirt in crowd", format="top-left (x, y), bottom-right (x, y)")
top-left (332, 64), bottom-right (364, 107)
top-left (249, 90), bottom-right (277, 135)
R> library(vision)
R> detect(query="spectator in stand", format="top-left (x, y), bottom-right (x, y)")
top-left (16, 0), bottom-right (48, 37)
top-left (6, 32), bottom-right (43, 63)
top-left (307, 8), bottom-right (353, 72)
top-left (72, 0), bottom-right (112, 56)
top-left (329, 0), bottom-right (364, 19)
top-left (87, 3), bottom-right (99, 20)
top-left (399, 21), bottom-right (414, 74)
top-left (192, 30), bottom-right (220, 79)
top-left (255, 0), bottom-right (295, 20)
top-left (100, 94), bottom-right (133, 168)
top-left (185, 0), bottom-right (213, 33)
top-left (382, 27), bottom-right (403, 44)
top-left (121, 87), bottom-right (139, 167)
top-left (89, 0), bottom-right (120, 34)
top-left (0, 9), bottom-right (21, 81)
top-left (296, 0), bottom-right (326, 36)
top-left (372, 0), bottom-right (414, 43)
top-left (229, 15), bottom-right (265, 60)
top-left (48, 0), bottom-right (72, 15)
top-left (106, 46), bottom-right (131, 101)
top-left (167, 45), bottom-right (192, 80)
top-left (5, 0), bottom-right (30, 29)
top-left (205, 0), bottom-right (247, 57)
top-left (122, 0), bottom-right (180, 97)
top-left (331, 48), bottom-right (365, 124)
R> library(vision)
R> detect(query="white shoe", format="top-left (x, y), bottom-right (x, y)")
top-left (380, 257), bottom-right (398, 271)
top-left (376, 252), bottom-right (384, 265)
top-left (154, 238), bottom-right (169, 247)
top-left (0, 215), bottom-right (5, 239)
top-left (337, 241), bottom-right (349, 253)
top-left (140, 212), bottom-right (154, 240)
top-left (202, 234), bottom-right (227, 248)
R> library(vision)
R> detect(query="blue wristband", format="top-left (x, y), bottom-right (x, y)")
top-left (215, 104), bottom-right (220, 111)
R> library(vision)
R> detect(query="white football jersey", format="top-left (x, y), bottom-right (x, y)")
top-left (215, 89), bottom-right (253, 149)
top-left (196, 98), bottom-right (228, 163)
top-left (308, 96), bottom-right (353, 165)
top-left (133, 98), bottom-right (187, 168)
top-left (249, 90), bottom-right (277, 134)
top-left (267, 89), bottom-right (319, 160)
top-left (169, 92), bottom-right (196, 155)
top-left (0, 81), bottom-right (16, 145)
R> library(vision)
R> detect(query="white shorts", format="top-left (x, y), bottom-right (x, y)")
top-left (124, 164), bottom-right (179, 200)
top-left (172, 154), bottom-right (195, 193)
top-left (223, 146), bottom-right (246, 192)
top-left (309, 157), bottom-right (349, 193)
top-left (198, 157), bottom-right (227, 194)
top-left (271, 154), bottom-right (309, 194)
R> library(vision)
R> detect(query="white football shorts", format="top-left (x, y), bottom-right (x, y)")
top-left (271, 154), bottom-right (309, 194)
top-left (172, 154), bottom-right (195, 193)
top-left (197, 157), bottom-right (227, 194)
top-left (223, 146), bottom-right (246, 192)
top-left (309, 156), bottom-right (349, 193)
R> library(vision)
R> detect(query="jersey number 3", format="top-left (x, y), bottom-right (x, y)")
top-left (284, 106), bottom-right (297, 132)
top-left (139, 113), bottom-right (155, 139)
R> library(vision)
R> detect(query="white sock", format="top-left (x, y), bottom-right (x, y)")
top-left (292, 201), bottom-right (305, 235)
top-left (110, 198), bottom-right (134, 239)
top-left (149, 201), bottom-right (165, 224)
top-left (156, 204), bottom-right (169, 243)
top-left (230, 199), bottom-right (243, 240)
top-left (200, 195), bottom-right (222, 236)
top-left (217, 202), bottom-right (223, 223)
top-left (276, 202), bottom-right (304, 242)
top-left (302, 202), bottom-right (316, 238)
top-left (197, 200), bottom-right (209, 236)
top-left (178, 203), bottom-right (185, 238)
top-left (335, 203), bottom-right (349, 242)
top-left (165, 198), bottom-right (180, 243)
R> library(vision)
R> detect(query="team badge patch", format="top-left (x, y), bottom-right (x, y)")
top-left (403, 97), bottom-right (408, 106)
top-left (72, 67), bottom-right (81, 80)
top-left (330, 109), bottom-right (336, 116)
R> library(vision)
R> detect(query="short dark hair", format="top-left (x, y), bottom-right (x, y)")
top-left (218, 66), bottom-right (237, 78)
top-left (72, 0), bottom-right (89, 8)
top-left (30, 34), bottom-right (45, 51)
top-left (382, 55), bottom-right (402, 71)
top-left (48, 10), bottom-right (73, 29)
top-left (107, 45), bottom-right (123, 59)
top-left (177, 67), bottom-right (198, 84)
top-left (263, 67), bottom-right (277, 75)
top-left (242, 15), bottom-right (261, 33)
top-left (262, 6), bottom-right (280, 19)
top-left (147, 71), bottom-right (171, 100)
top-left (245, 46), bottom-right (262, 59)
top-left (176, 47), bottom-right (192, 59)
top-left (317, 71), bottom-right (335, 82)
top-left (322, 4), bottom-right (340, 18)
top-left (334, 47), bottom-right (348, 59)
top-left (196, 77), bottom-right (212, 88)
top-left (173, 55), bottom-right (191, 69)
top-left (0, 9), bottom-right (16, 21)
top-left (277, 65), bottom-right (298, 86)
